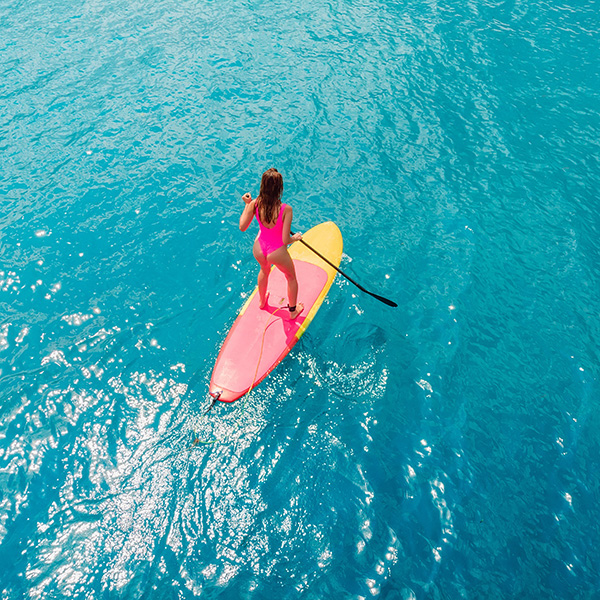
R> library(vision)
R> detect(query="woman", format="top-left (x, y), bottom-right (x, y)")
top-left (239, 168), bottom-right (303, 319)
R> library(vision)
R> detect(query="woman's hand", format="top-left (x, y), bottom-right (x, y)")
top-left (291, 232), bottom-right (302, 242)
top-left (239, 196), bottom-right (255, 231)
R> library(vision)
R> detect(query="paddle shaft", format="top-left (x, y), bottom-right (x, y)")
top-left (291, 231), bottom-right (398, 308)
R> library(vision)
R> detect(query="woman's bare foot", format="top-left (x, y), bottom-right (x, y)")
top-left (288, 302), bottom-right (304, 319)
top-left (259, 292), bottom-right (270, 310)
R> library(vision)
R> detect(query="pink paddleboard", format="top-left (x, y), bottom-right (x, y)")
top-left (209, 222), bottom-right (343, 402)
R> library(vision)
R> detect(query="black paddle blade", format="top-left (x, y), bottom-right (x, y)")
top-left (370, 293), bottom-right (398, 308)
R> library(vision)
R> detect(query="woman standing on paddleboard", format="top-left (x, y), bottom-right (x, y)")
top-left (239, 168), bottom-right (304, 319)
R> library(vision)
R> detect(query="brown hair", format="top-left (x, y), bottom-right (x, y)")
top-left (256, 168), bottom-right (283, 224)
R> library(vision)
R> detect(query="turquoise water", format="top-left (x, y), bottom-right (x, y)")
top-left (1, 0), bottom-right (599, 597)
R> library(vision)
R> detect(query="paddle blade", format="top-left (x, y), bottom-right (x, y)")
top-left (370, 293), bottom-right (398, 307)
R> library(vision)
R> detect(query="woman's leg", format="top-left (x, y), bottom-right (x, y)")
top-left (268, 246), bottom-right (304, 318)
top-left (253, 239), bottom-right (271, 308)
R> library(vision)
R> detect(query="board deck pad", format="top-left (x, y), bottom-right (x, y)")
top-left (210, 221), bottom-right (343, 402)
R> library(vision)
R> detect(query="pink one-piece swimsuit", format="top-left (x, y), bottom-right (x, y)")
top-left (256, 203), bottom-right (287, 256)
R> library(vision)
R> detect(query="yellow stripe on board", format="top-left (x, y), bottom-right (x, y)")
top-left (289, 222), bottom-right (343, 340)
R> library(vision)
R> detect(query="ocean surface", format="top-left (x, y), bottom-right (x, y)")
top-left (1, 0), bottom-right (599, 598)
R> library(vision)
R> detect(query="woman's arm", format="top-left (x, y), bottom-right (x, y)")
top-left (281, 205), bottom-right (302, 244)
top-left (239, 194), bottom-right (256, 231)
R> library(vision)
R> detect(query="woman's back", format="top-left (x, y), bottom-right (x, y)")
top-left (256, 202), bottom-right (287, 255)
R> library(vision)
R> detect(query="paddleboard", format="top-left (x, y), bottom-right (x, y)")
top-left (209, 221), bottom-right (343, 402)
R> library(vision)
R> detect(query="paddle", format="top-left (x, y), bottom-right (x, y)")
top-left (291, 231), bottom-right (398, 308)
